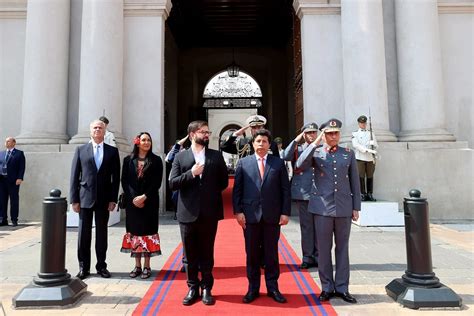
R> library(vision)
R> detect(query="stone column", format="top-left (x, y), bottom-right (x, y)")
top-left (395, 0), bottom-right (455, 141)
top-left (70, 0), bottom-right (126, 145)
top-left (293, 0), bottom-right (345, 126)
top-left (16, 0), bottom-right (70, 144)
top-left (340, 0), bottom-right (397, 141)
top-left (122, 0), bottom-right (172, 153)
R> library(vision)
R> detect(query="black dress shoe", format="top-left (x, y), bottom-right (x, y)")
top-left (12, 221), bottom-right (18, 227)
top-left (97, 268), bottom-right (111, 278)
top-left (242, 291), bottom-right (259, 303)
top-left (319, 291), bottom-right (334, 301)
top-left (0, 221), bottom-right (8, 226)
top-left (76, 270), bottom-right (90, 280)
top-left (201, 288), bottom-right (215, 305)
top-left (366, 193), bottom-right (376, 202)
top-left (335, 291), bottom-right (357, 303)
top-left (267, 290), bottom-right (287, 303)
top-left (182, 288), bottom-right (200, 306)
top-left (300, 262), bottom-right (318, 269)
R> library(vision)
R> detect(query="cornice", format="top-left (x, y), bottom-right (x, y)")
top-left (124, 0), bottom-right (172, 18)
top-left (293, 0), bottom-right (341, 18)
top-left (0, 0), bottom-right (27, 19)
top-left (438, 2), bottom-right (474, 14)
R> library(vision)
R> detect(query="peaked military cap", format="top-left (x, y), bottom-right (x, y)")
top-left (246, 114), bottom-right (267, 127)
top-left (301, 122), bottom-right (319, 133)
top-left (320, 118), bottom-right (342, 132)
top-left (357, 115), bottom-right (367, 123)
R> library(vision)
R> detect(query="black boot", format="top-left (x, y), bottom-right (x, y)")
top-left (359, 178), bottom-right (367, 201)
top-left (367, 178), bottom-right (376, 201)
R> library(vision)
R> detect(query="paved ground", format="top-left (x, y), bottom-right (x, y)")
top-left (0, 209), bottom-right (472, 315)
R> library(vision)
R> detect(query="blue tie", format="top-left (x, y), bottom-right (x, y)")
top-left (94, 145), bottom-right (101, 170)
top-left (2, 151), bottom-right (10, 175)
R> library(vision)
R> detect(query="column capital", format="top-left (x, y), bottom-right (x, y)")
top-left (293, 0), bottom-right (340, 18)
top-left (124, 0), bottom-right (172, 18)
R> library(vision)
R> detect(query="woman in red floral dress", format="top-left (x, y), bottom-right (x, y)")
top-left (121, 132), bottom-right (163, 279)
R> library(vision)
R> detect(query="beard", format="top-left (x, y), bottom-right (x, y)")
top-left (195, 136), bottom-right (209, 147)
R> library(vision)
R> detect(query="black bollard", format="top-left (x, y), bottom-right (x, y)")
top-left (12, 189), bottom-right (87, 308)
top-left (385, 189), bottom-right (462, 309)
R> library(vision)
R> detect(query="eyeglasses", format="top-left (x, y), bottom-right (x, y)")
top-left (196, 130), bottom-right (212, 135)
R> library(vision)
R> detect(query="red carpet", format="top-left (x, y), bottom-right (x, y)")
top-left (133, 179), bottom-right (337, 315)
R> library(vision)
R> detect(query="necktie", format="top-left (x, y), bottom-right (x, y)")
top-left (2, 151), bottom-right (10, 175)
top-left (94, 145), bottom-right (101, 170)
top-left (259, 158), bottom-right (265, 179)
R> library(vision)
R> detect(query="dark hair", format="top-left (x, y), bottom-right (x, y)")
top-left (252, 128), bottom-right (272, 143)
top-left (187, 120), bottom-right (208, 134)
top-left (131, 132), bottom-right (153, 175)
top-left (99, 116), bottom-right (109, 124)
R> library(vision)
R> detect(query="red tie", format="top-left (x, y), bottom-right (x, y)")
top-left (259, 158), bottom-right (265, 179)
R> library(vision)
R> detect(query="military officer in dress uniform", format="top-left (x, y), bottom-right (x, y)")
top-left (281, 123), bottom-right (319, 269)
top-left (296, 118), bottom-right (361, 304)
top-left (220, 115), bottom-right (279, 159)
top-left (351, 115), bottom-right (378, 201)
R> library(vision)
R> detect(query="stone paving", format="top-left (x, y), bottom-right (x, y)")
top-left (0, 211), bottom-right (472, 315)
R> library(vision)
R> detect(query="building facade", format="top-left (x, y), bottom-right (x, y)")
top-left (0, 0), bottom-right (472, 220)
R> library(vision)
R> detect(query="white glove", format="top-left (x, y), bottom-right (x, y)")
top-left (368, 140), bottom-right (376, 146)
top-left (367, 148), bottom-right (377, 155)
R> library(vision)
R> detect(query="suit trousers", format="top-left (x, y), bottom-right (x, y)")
top-left (179, 216), bottom-right (218, 290)
top-left (244, 220), bottom-right (280, 292)
top-left (314, 215), bottom-right (352, 293)
top-left (296, 200), bottom-right (318, 264)
top-left (0, 176), bottom-right (20, 222)
top-left (78, 206), bottom-right (110, 272)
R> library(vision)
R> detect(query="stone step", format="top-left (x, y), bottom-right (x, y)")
top-left (353, 201), bottom-right (404, 227)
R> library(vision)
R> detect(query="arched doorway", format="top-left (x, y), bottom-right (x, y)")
top-left (203, 70), bottom-right (262, 168)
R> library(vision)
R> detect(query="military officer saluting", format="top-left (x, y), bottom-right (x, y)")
top-left (281, 122), bottom-right (319, 269)
top-left (351, 115), bottom-right (378, 201)
top-left (296, 118), bottom-right (361, 304)
top-left (220, 114), bottom-right (279, 159)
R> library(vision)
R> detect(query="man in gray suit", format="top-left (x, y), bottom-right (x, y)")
top-left (296, 118), bottom-right (360, 304)
top-left (282, 122), bottom-right (319, 269)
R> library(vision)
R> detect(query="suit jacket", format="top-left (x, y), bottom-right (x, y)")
top-left (282, 140), bottom-right (316, 200)
top-left (169, 147), bottom-right (228, 223)
top-left (0, 148), bottom-right (26, 184)
top-left (233, 154), bottom-right (291, 224)
top-left (70, 142), bottom-right (120, 209)
top-left (296, 144), bottom-right (361, 217)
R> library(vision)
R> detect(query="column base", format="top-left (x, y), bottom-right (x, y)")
top-left (12, 277), bottom-right (87, 308)
top-left (15, 133), bottom-right (69, 145)
top-left (398, 128), bottom-right (456, 142)
top-left (386, 278), bottom-right (462, 309)
top-left (342, 128), bottom-right (397, 143)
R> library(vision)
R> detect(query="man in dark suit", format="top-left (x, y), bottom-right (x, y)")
top-left (70, 119), bottom-right (120, 280)
top-left (0, 137), bottom-right (26, 226)
top-left (233, 129), bottom-right (291, 304)
top-left (169, 120), bottom-right (228, 306)
top-left (296, 119), bottom-right (361, 304)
